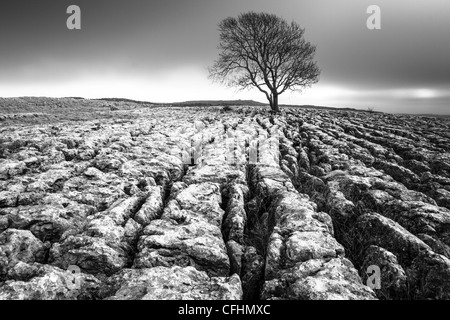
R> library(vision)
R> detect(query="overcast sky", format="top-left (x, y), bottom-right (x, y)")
top-left (0, 0), bottom-right (449, 114)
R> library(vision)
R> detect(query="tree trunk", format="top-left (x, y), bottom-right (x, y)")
top-left (272, 92), bottom-right (279, 113)
top-left (268, 92), bottom-right (279, 113)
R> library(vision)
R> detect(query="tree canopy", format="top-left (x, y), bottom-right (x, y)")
top-left (209, 12), bottom-right (320, 112)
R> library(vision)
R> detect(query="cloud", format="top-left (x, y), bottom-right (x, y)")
top-left (0, 0), bottom-right (449, 114)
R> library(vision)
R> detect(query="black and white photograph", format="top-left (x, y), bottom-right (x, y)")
top-left (1, 0), bottom-right (450, 306)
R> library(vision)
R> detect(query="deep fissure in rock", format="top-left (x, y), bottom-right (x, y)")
top-left (240, 164), bottom-right (272, 300)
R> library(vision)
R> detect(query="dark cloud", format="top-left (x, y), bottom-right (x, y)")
top-left (0, 0), bottom-right (449, 113)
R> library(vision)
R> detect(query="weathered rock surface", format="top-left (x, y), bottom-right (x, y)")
top-left (101, 266), bottom-right (242, 300)
top-left (2, 98), bottom-right (450, 300)
top-left (0, 229), bottom-right (48, 280)
top-left (251, 165), bottom-right (376, 300)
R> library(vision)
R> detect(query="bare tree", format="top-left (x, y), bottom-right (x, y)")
top-left (209, 12), bottom-right (320, 113)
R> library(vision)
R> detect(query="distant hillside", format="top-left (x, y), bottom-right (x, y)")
top-left (0, 96), bottom-right (379, 114)
top-left (95, 98), bottom-right (266, 107)
top-left (159, 100), bottom-right (374, 113)
top-left (413, 114), bottom-right (450, 119)
top-left (280, 104), bottom-right (362, 112)
top-left (168, 100), bottom-right (372, 113)
top-left (96, 97), bottom-right (157, 105)
top-left (168, 99), bottom-right (267, 107)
